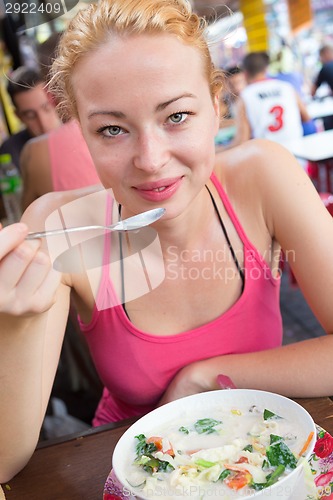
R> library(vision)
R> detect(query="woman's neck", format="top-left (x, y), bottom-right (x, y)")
top-left (157, 184), bottom-right (221, 256)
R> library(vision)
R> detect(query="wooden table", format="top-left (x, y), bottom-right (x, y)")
top-left (284, 129), bottom-right (333, 192)
top-left (2, 397), bottom-right (333, 500)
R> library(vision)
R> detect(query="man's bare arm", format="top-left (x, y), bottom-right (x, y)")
top-left (20, 137), bottom-right (53, 211)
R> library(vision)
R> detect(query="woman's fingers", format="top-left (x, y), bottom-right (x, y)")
top-left (1, 239), bottom-right (42, 289)
top-left (14, 246), bottom-right (51, 295)
top-left (17, 251), bottom-right (62, 313)
top-left (0, 224), bottom-right (61, 315)
top-left (217, 374), bottom-right (237, 390)
top-left (0, 223), bottom-right (28, 258)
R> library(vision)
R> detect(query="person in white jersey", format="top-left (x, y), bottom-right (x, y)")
top-left (222, 51), bottom-right (310, 148)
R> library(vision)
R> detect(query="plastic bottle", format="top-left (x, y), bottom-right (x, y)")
top-left (0, 190), bottom-right (7, 225)
top-left (0, 153), bottom-right (23, 225)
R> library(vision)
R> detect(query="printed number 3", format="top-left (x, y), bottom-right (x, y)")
top-left (268, 105), bottom-right (284, 132)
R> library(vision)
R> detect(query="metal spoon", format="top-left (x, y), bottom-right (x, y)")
top-left (25, 207), bottom-right (166, 240)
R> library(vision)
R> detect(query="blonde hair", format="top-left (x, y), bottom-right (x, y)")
top-left (49, 0), bottom-right (224, 121)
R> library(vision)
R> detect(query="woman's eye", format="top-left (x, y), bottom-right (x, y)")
top-left (169, 112), bottom-right (188, 124)
top-left (99, 125), bottom-right (124, 137)
top-left (107, 126), bottom-right (123, 136)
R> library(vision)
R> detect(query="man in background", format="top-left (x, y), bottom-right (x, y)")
top-left (220, 65), bottom-right (246, 124)
top-left (311, 44), bottom-right (333, 130)
top-left (0, 66), bottom-right (61, 170)
top-left (223, 51), bottom-right (310, 149)
top-left (215, 66), bottom-right (246, 149)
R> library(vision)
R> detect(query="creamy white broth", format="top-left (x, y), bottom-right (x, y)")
top-left (124, 405), bottom-right (304, 499)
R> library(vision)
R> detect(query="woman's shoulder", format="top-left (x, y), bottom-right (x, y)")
top-left (214, 139), bottom-right (301, 192)
top-left (213, 139), bottom-right (308, 239)
top-left (215, 138), bottom-right (294, 170)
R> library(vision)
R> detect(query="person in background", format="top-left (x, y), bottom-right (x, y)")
top-left (269, 39), bottom-right (305, 96)
top-left (0, 66), bottom-right (61, 170)
top-left (1, 0), bottom-right (333, 483)
top-left (311, 44), bottom-right (333, 130)
top-left (269, 41), bottom-right (317, 136)
top-left (215, 65), bottom-right (246, 148)
top-left (222, 51), bottom-right (311, 149)
top-left (220, 66), bottom-right (246, 124)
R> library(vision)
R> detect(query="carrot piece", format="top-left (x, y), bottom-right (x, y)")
top-left (298, 431), bottom-right (315, 457)
top-left (146, 436), bottom-right (163, 451)
top-left (225, 471), bottom-right (252, 490)
top-left (146, 436), bottom-right (174, 456)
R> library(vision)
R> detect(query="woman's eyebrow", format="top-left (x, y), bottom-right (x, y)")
top-left (87, 93), bottom-right (196, 119)
top-left (88, 110), bottom-right (126, 119)
top-left (155, 93), bottom-right (196, 111)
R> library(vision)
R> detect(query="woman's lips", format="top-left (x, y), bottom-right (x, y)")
top-left (134, 177), bottom-right (183, 202)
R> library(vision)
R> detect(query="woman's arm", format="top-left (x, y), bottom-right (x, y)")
top-left (161, 335), bottom-right (333, 405)
top-left (163, 140), bottom-right (333, 404)
top-left (0, 219), bottom-right (70, 482)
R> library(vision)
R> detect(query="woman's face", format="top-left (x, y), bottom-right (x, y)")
top-left (72, 33), bottom-right (219, 218)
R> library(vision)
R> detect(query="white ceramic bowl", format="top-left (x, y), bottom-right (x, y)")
top-left (112, 389), bottom-right (316, 499)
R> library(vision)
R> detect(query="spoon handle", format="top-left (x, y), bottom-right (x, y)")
top-left (25, 222), bottom-right (122, 239)
top-left (25, 207), bottom-right (166, 239)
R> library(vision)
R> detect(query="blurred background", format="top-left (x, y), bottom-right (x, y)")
top-left (0, 0), bottom-right (332, 138)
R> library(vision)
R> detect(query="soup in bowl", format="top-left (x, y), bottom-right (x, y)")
top-left (112, 389), bottom-right (316, 499)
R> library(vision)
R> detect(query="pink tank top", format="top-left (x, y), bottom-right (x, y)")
top-left (48, 120), bottom-right (100, 191)
top-left (79, 174), bottom-right (282, 425)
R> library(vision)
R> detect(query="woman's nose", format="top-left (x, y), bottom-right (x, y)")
top-left (133, 131), bottom-right (169, 173)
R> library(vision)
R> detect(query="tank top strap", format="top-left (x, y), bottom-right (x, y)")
top-left (206, 184), bottom-right (245, 289)
top-left (210, 172), bottom-right (257, 253)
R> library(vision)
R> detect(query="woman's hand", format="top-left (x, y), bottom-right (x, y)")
top-left (159, 359), bottom-right (228, 405)
top-left (159, 362), bottom-right (205, 405)
top-left (0, 223), bottom-right (61, 316)
top-left (159, 358), bottom-right (236, 406)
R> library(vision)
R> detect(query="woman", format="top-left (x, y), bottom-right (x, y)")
top-left (1, 0), bottom-right (333, 482)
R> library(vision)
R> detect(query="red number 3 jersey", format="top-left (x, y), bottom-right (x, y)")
top-left (241, 78), bottom-right (303, 144)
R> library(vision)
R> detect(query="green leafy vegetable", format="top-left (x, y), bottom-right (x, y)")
top-left (251, 464), bottom-right (286, 490)
top-left (135, 434), bottom-right (157, 455)
top-left (266, 434), bottom-right (297, 469)
top-left (263, 409), bottom-right (282, 420)
top-left (194, 418), bottom-right (222, 434)
top-left (243, 444), bottom-right (253, 452)
top-left (218, 469), bottom-right (232, 481)
top-left (265, 464), bottom-right (286, 486)
top-left (142, 457), bottom-right (174, 474)
top-left (195, 458), bottom-right (216, 468)
top-left (134, 435), bottom-right (174, 475)
top-left (179, 426), bottom-right (189, 434)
